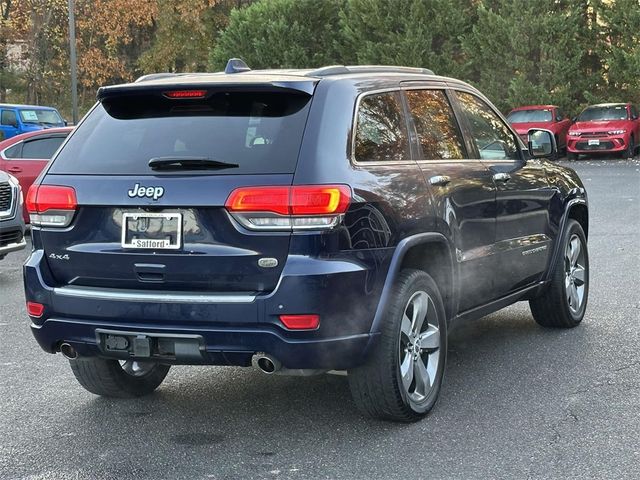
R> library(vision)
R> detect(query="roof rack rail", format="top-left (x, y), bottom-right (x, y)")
top-left (225, 58), bottom-right (251, 74)
top-left (134, 73), bottom-right (180, 83)
top-left (306, 65), bottom-right (434, 77)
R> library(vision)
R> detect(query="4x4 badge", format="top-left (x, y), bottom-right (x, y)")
top-left (127, 183), bottom-right (164, 201)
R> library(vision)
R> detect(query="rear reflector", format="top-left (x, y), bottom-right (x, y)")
top-left (279, 314), bottom-right (320, 330)
top-left (163, 90), bottom-right (207, 99)
top-left (225, 185), bottom-right (351, 231)
top-left (26, 185), bottom-right (77, 227)
top-left (26, 301), bottom-right (44, 318)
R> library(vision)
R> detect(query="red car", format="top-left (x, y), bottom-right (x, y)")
top-left (566, 103), bottom-right (640, 159)
top-left (507, 105), bottom-right (571, 156)
top-left (0, 127), bottom-right (73, 222)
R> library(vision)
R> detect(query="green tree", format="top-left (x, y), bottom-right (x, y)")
top-left (209, 0), bottom-right (345, 70)
top-left (338, 0), bottom-right (474, 78)
top-left (140, 0), bottom-right (252, 73)
top-left (594, 0), bottom-right (640, 103)
top-left (462, 0), bottom-right (600, 115)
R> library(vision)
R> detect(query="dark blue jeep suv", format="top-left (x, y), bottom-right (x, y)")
top-left (23, 60), bottom-right (589, 422)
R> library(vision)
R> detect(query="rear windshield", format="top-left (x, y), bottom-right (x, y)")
top-left (19, 109), bottom-right (64, 126)
top-left (507, 109), bottom-right (552, 123)
top-left (577, 105), bottom-right (628, 122)
top-left (49, 91), bottom-right (311, 175)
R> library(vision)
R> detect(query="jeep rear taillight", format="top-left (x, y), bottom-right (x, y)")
top-left (26, 185), bottom-right (77, 227)
top-left (225, 185), bottom-right (351, 231)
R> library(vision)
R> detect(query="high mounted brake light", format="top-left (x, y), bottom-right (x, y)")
top-left (26, 185), bottom-right (77, 227)
top-left (163, 90), bottom-right (207, 99)
top-left (225, 185), bottom-right (351, 231)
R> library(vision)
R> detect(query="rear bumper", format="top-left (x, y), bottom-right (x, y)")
top-left (0, 216), bottom-right (26, 257)
top-left (0, 236), bottom-right (26, 256)
top-left (30, 319), bottom-right (373, 369)
top-left (24, 248), bottom-right (391, 369)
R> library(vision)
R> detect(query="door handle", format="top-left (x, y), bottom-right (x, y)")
top-left (429, 175), bottom-right (451, 186)
top-left (493, 172), bottom-right (511, 182)
top-left (7, 166), bottom-right (22, 173)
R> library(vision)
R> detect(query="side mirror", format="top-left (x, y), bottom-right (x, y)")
top-left (64, 120), bottom-right (68, 126)
top-left (571, 116), bottom-right (577, 122)
top-left (528, 128), bottom-right (557, 159)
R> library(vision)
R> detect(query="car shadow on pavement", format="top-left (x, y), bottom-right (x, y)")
top-left (62, 304), bottom-right (593, 426)
top-left (33, 304), bottom-right (596, 478)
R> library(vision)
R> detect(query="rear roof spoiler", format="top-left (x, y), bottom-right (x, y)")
top-left (98, 79), bottom-right (317, 101)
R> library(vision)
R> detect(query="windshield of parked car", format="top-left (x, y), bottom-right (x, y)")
top-left (19, 109), bottom-right (64, 126)
top-left (577, 105), bottom-right (628, 122)
top-left (507, 109), bottom-right (553, 123)
top-left (49, 90), bottom-right (311, 175)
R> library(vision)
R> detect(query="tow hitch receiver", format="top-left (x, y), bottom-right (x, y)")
top-left (96, 329), bottom-right (204, 361)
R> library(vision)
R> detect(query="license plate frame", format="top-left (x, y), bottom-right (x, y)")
top-left (121, 212), bottom-right (182, 250)
top-left (588, 139), bottom-right (600, 146)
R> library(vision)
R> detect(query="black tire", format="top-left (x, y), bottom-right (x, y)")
top-left (348, 269), bottom-right (447, 422)
top-left (567, 152), bottom-right (578, 161)
top-left (69, 357), bottom-right (170, 398)
top-left (530, 219), bottom-right (589, 328)
top-left (625, 135), bottom-right (635, 159)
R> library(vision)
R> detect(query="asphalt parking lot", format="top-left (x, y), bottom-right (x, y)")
top-left (1, 159), bottom-right (638, 480)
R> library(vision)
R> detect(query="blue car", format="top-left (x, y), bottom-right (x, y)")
top-left (0, 103), bottom-right (65, 140)
top-left (23, 60), bottom-right (589, 421)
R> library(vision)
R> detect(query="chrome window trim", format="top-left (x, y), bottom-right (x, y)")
top-left (350, 82), bottom-right (507, 166)
top-left (53, 286), bottom-right (257, 304)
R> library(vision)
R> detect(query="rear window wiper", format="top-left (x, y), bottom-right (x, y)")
top-left (148, 156), bottom-right (239, 171)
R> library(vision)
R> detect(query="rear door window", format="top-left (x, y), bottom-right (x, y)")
top-left (405, 89), bottom-right (466, 160)
top-left (49, 91), bottom-right (312, 175)
top-left (354, 91), bottom-right (409, 162)
top-left (22, 136), bottom-right (66, 159)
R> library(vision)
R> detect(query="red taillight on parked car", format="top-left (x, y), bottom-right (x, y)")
top-left (26, 301), bottom-right (44, 318)
top-left (225, 185), bottom-right (351, 231)
top-left (26, 185), bottom-right (77, 227)
top-left (279, 314), bottom-right (320, 330)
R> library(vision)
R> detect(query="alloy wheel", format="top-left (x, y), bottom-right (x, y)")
top-left (119, 360), bottom-right (157, 377)
top-left (564, 234), bottom-right (587, 314)
top-left (398, 291), bottom-right (441, 403)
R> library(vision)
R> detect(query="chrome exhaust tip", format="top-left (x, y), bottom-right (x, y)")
top-left (252, 353), bottom-right (281, 374)
top-left (60, 342), bottom-right (78, 360)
